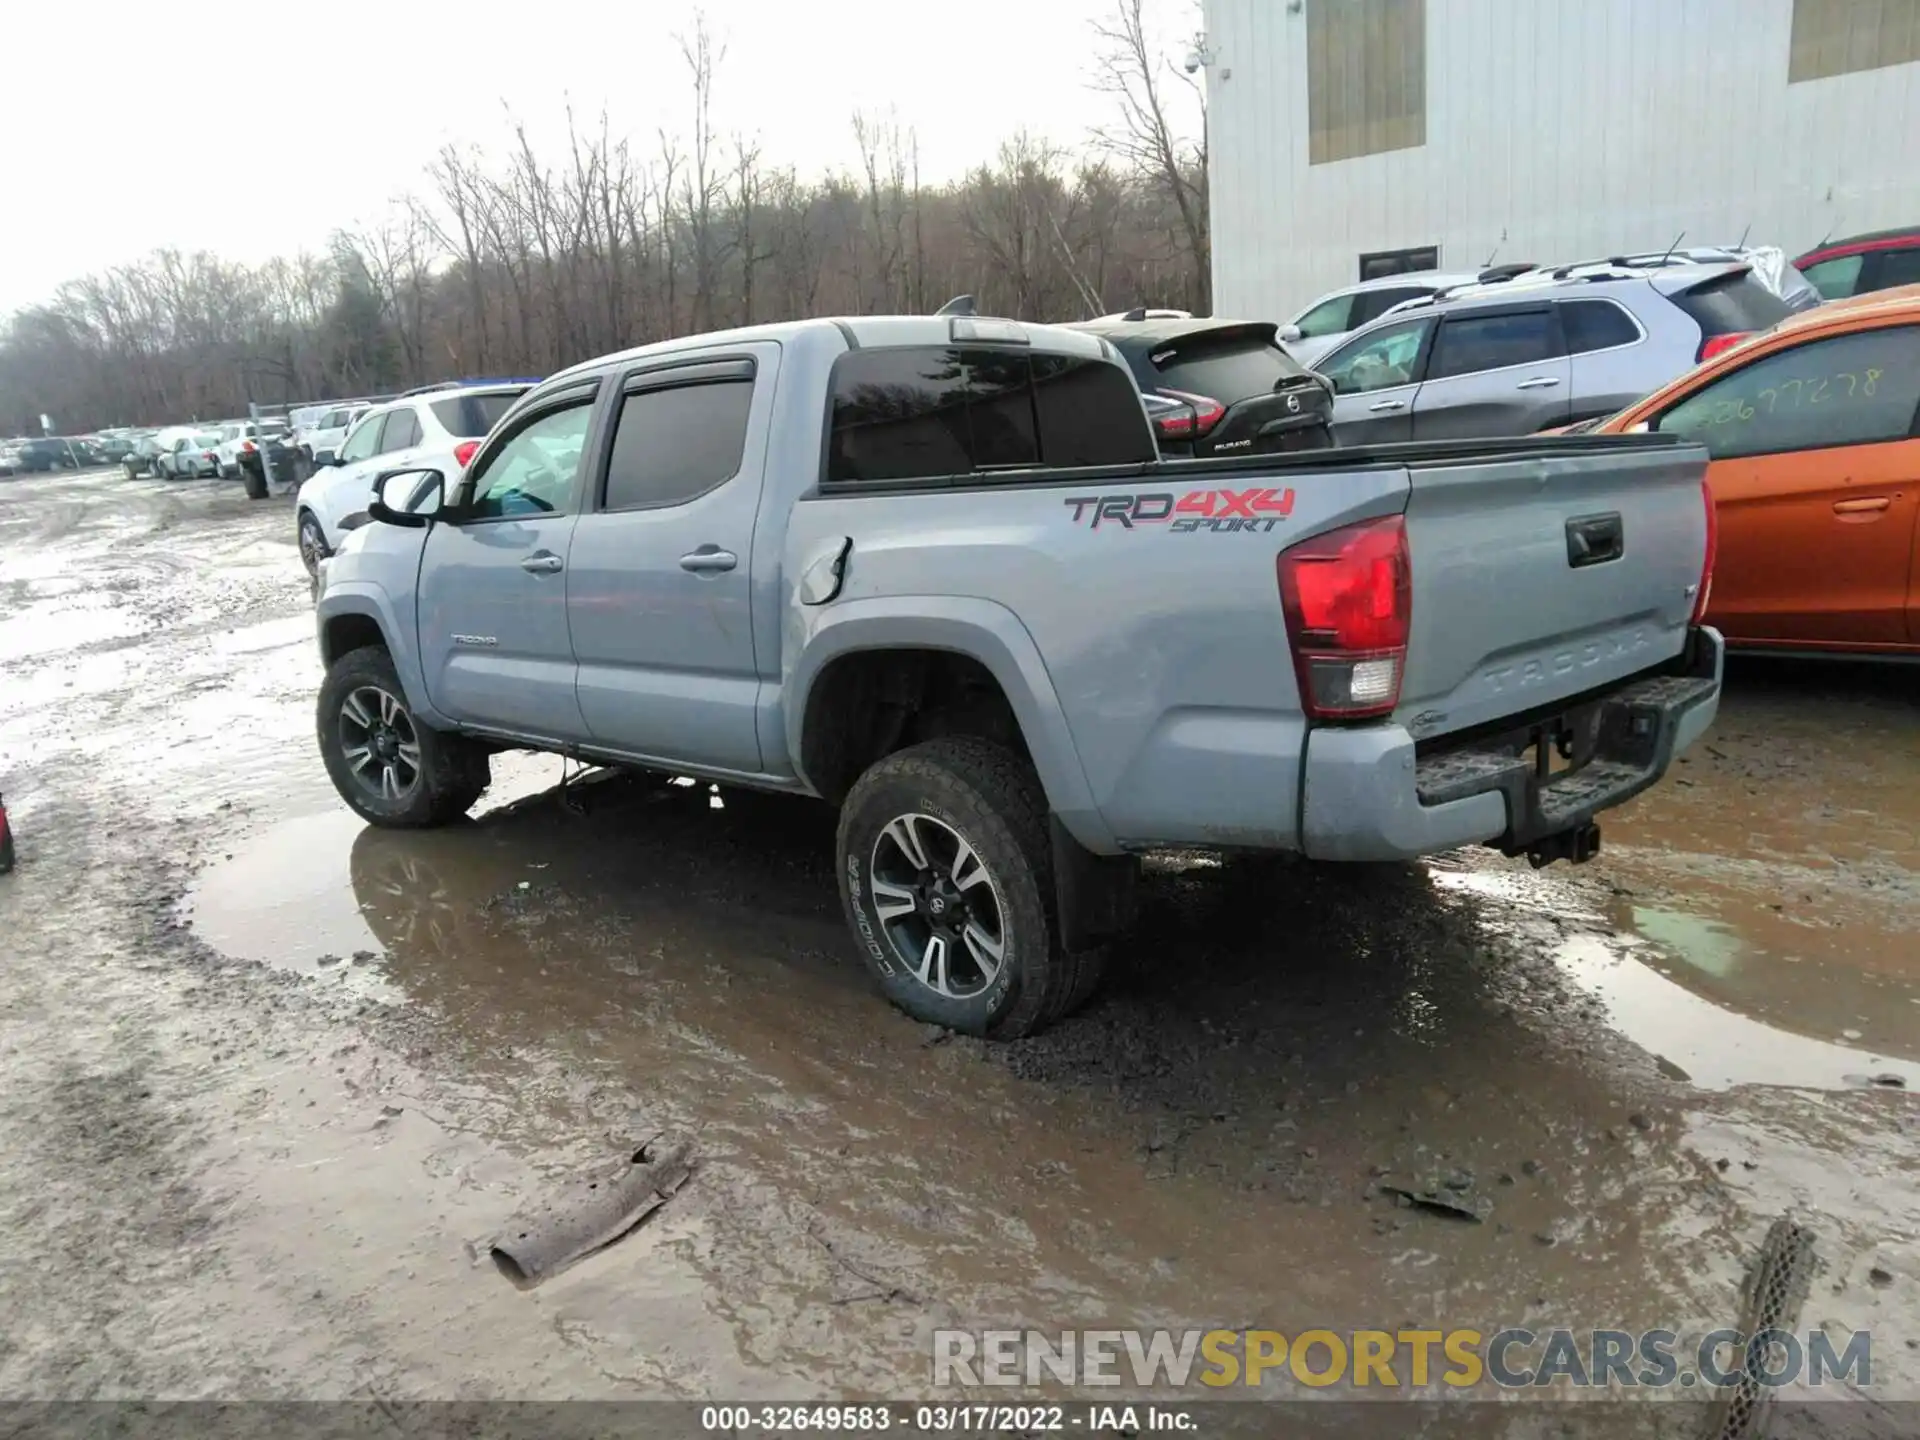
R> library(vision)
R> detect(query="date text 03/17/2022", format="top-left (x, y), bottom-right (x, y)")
top-left (698, 1404), bottom-right (1196, 1432)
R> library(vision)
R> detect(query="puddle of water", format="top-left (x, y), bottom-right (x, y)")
top-left (185, 809), bottom-right (387, 977)
top-left (1627, 905), bottom-right (1743, 979)
top-left (1553, 934), bottom-right (1916, 1093)
top-left (1432, 865), bottom-right (1920, 1088)
top-left (184, 753), bottom-right (588, 961)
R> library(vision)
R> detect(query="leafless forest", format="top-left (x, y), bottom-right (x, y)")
top-left (0, 3), bottom-right (1208, 434)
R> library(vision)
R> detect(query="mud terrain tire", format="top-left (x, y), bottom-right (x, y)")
top-left (837, 737), bottom-right (1091, 1039)
top-left (317, 647), bottom-right (488, 828)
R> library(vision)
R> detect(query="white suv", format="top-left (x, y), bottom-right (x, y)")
top-left (293, 384), bottom-right (530, 578)
top-left (213, 419), bottom-right (288, 478)
top-left (293, 403), bottom-right (372, 468)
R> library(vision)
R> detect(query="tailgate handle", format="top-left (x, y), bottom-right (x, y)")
top-left (1833, 496), bottom-right (1891, 514)
top-left (1566, 512), bottom-right (1624, 568)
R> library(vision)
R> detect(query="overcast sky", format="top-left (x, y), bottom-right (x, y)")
top-left (3, 0), bottom-right (1200, 315)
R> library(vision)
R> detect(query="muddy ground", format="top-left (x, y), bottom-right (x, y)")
top-left (0, 470), bottom-right (1915, 1423)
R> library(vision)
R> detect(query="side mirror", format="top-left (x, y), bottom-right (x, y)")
top-left (365, 467), bottom-right (445, 529)
top-left (1277, 323), bottom-right (1304, 344)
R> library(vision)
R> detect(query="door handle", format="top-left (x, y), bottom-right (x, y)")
top-left (680, 547), bottom-right (738, 574)
top-left (1516, 377), bottom-right (1561, 390)
top-left (520, 551), bottom-right (564, 574)
top-left (1368, 400), bottom-right (1406, 413)
top-left (1832, 496), bottom-right (1891, 514)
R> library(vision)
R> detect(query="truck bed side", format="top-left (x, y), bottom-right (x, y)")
top-left (782, 434), bottom-right (1713, 857)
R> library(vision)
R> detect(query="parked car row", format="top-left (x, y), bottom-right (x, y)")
top-left (0, 433), bottom-right (132, 474)
top-left (1270, 245), bottom-right (1920, 659)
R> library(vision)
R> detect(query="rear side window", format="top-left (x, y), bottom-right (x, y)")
top-left (603, 379), bottom-right (754, 510)
top-left (1878, 247), bottom-right (1920, 289)
top-left (1292, 294), bottom-right (1354, 339)
top-left (430, 392), bottom-right (522, 438)
top-left (1669, 272), bottom-right (1793, 340)
top-left (826, 347), bottom-right (1151, 484)
top-left (1145, 331), bottom-right (1301, 403)
top-left (1428, 311), bottom-right (1559, 379)
top-left (1560, 300), bottom-right (1641, 354)
top-left (1800, 254), bottom-right (1863, 300)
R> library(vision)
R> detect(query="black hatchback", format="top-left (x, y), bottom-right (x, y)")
top-left (1068, 312), bottom-right (1337, 457)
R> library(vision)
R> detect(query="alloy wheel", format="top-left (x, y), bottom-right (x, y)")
top-left (867, 812), bottom-right (1007, 999)
top-left (338, 685), bottom-right (423, 803)
top-left (298, 517), bottom-right (326, 574)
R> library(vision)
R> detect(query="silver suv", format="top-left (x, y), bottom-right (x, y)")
top-left (1313, 261), bottom-right (1795, 444)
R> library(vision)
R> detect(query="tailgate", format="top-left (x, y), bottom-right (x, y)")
top-left (1395, 440), bottom-right (1709, 738)
top-left (1201, 374), bottom-right (1337, 456)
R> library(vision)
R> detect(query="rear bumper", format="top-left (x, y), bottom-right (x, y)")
top-left (1299, 627), bottom-right (1723, 863)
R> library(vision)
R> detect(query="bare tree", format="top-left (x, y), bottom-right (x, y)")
top-left (1091, 0), bottom-right (1209, 311)
top-left (678, 12), bottom-right (732, 331)
top-left (0, 52), bottom-right (1215, 432)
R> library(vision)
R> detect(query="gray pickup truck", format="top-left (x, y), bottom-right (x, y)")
top-left (311, 312), bottom-right (1722, 1038)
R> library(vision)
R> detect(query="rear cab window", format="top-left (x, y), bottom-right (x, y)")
top-left (826, 346), bottom-right (1153, 485)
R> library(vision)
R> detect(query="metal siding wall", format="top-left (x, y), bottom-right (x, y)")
top-left (1205, 0), bottom-right (1920, 321)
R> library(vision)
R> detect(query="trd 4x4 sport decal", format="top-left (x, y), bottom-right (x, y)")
top-left (1063, 487), bottom-right (1296, 532)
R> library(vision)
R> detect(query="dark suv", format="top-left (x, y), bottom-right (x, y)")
top-left (1067, 313), bottom-right (1336, 457)
top-left (13, 438), bottom-right (86, 472)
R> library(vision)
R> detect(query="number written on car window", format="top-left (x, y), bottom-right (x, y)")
top-left (1654, 326), bottom-right (1920, 459)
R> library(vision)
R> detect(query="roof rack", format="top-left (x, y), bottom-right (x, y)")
top-left (399, 376), bottom-right (543, 397)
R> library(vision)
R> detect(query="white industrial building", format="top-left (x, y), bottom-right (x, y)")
top-left (1199, 0), bottom-right (1920, 321)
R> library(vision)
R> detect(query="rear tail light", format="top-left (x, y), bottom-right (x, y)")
top-left (452, 440), bottom-right (482, 469)
top-left (1697, 331), bottom-right (1750, 363)
top-left (1692, 475), bottom-right (1717, 625)
top-left (1276, 514), bottom-right (1412, 721)
top-left (1154, 387), bottom-right (1225, 439)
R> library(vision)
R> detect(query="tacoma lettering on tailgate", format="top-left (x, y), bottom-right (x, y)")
top-left (1481, 629), bottom-right (1652, 693)
top-left (1064, 487), bottom-right (1296, 533)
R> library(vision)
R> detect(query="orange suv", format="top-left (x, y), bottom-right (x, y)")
top-left (1586, 286), bottom-right (1920, 656)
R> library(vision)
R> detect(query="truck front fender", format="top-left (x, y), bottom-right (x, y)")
top-left (784, 596), bottom-right (1117, 854)
top-left (314, 582), bottom-right (449, 730)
